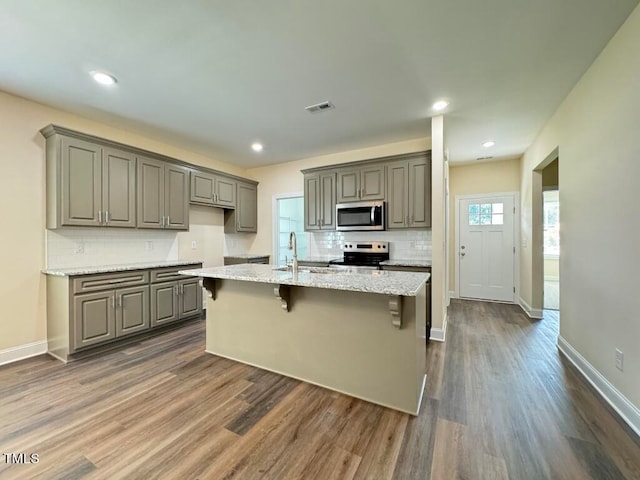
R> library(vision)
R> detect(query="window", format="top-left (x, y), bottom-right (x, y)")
top-left (274, 195), bottom-right (309, 266)
top-left (468, 203), bottom-right (504, 225)
top-left (543, 191), bottom-right (560, 256)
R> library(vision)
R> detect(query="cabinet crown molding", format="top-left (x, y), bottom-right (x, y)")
top-left (301, 150), bottom-right (431, 175)
top-left (40, 124), bottom-right (258, 186)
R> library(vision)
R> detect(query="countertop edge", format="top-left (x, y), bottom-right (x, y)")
top-left (42, 260), bottom-right (204, 277)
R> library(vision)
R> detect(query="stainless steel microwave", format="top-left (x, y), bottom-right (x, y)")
top-left (336, 201), bottom-right (385, 231)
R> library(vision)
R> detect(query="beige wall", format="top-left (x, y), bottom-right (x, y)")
top-left (245, 137), bottom-right (431, 258)
top-left (520, 5), bottom-right (640, 410)
top-left (448, 158), bottom-right (522, 291)
top-left (0, 90), bottom-right (246, 351)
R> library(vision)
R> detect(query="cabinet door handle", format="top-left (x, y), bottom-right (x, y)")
top-left (174, 285), bottom-right (178, 296)
top-left (111, 295), bottom-right (115, 309)
top-left (105, 211), bottom-right (110, 224)
top-left (180, 284), bottom-right (184, 295)
top-left (166, 215), bottom-right (170, 227)
top-left (98, 210), bottom-right (102, 224)
top-left (405, 215), bottom-right (409, 226)
top-left (117, 295), bottom-right (122, 308)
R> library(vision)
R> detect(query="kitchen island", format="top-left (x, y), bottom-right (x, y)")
top-left (179, 264), bottom-right (430, 415)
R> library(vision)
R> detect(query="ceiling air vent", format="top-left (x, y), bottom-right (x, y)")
top-left (305, 101), bottom-right (335, 113)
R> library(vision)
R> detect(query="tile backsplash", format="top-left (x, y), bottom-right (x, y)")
top-left (309, 229), bottom-right (431, 260)
top-left (46, 228), bottom-right (179, 269)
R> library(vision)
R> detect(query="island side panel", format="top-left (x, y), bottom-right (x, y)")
top-left (205, 279), bottom-right (426, 415)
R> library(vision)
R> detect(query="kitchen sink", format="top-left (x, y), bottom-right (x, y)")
top-left (272, 266), bottom-right (343, 274)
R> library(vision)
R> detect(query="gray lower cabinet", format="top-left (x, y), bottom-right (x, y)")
top-left (304, 172), bottom-right (336, 231)
top-left (150, 267), bottom-right (203, 327)
top-left (73, 285), bottom-right (150, 351)
top-left (47, 135), bottom-right (136, 229)
top-left (385, 153), bottom-right (431, 229)
top-left (137, 157), bottom-right (189, 230)
top-left (190, 170), bottom-right (237, 208)
top-left (47, 263), bottom-right (202, 361)
top-left (224, 182), bottom-right (258, 233)
top-left (224, 255), bottom-right (270, 265)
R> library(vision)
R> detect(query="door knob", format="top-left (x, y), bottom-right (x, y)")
top-left (460, 252), bottom-right (466, 257)
top-left (461, 245), bottom-right (466, 249)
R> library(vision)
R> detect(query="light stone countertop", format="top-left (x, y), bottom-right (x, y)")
top-left (179, 264), bottom-right (429, 297)
top-left (380, 259), bottom-right (432, 268)
top-left (42, 260), bottom-right (204, 277)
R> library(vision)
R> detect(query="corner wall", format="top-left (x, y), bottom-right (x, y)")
top-left (520, 4), bottom-right (640, 418)
top-left (0, 90), bottom-right (245, 353)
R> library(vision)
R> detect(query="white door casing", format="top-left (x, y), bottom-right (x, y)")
top-left (457, 193), bottom-right (517, 302)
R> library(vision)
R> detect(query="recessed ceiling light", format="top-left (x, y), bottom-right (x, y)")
top-left (482, 141), bottom-right (496, 148)
top-left (90, 71), bottom-right (117, 86)
top-left (251, 142), bottom-right (263, 153)
top-left (432, 100), bottom-right (449, 111)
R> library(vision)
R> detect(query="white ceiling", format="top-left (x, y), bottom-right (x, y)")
top-left (0, 0), bottom-right (637, 167)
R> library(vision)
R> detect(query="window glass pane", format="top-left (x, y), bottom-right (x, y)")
top-left (543, 191), bottom-right (560, 255)
top-left (469, 214), bottom-right (480, 225)
top-left (480, 204), bottom-right (492, 214)
top-left (469, 204), bottom-right (479, 214)
top-left (492, 203), bottom-right (503, 214)
top-left (492, 214), bottom-right (504, 225)
top-left (276, 197), bottom-right (309, 266)
top-left (480, 214), bottom-right (491, 225)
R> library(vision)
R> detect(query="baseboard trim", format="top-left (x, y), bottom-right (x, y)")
top-left (518, 296), bottom-right (543, 319)
top-left (0, 341), bottom-right (48, 366)
top-left (430, 311), bottom-right (447, 342)
top-left (558, 336), bottom-right (640, 439)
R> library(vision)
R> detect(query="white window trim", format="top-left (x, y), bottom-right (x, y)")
top-left (272, 192), bottom-right (307, 266)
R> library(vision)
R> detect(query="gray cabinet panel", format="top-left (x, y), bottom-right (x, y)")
top-left (386, 161), bottom-right (408, 229)
top-left (151, 282), bottom-right (180, 327)
top-left (165, 164), bottom-right (189, 230)
top-left (61, 136), bottom-right (102, 226)
top-left (304, 172), bottom-right (335, 231)
top-left (408, 158), bottom-right (431, 228)
top-left (225, 182), bottom-right (257, 233)
top-left (190, 170), bottom-right (215, 205)
top-left (73, 291), bottom-right (116, 350)
top-left (72, 270), bottom-right (149, 294)
top-left (336, 169), bottom-right (360, 203)
top-left (137, 156), bottom-right (164, 229)
top-left (304, 174), bottom-right (320, 230)
top-left (214, 176), bottom-right (237, 208)
top-left (102, 148), bottom-right (136, 228)
top-left (179, 279), bottom-right (202, 318)
top-left (116, 285), bottom-right (150, 337)
top-left (320, 173), bottom-right (336, 229)
top-left (360, 165), bottom-right (385, 201)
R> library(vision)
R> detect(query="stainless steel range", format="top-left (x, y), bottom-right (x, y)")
top-left (329, 241), bottom-right (389, 269)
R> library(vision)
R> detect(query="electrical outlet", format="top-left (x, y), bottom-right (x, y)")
top-left (191, 241), bottom-right (197, 250)
top-left (615, 349), bottom-right (624, 371)
top-left (145, 241), bottom-right (154, 251)
top-left (74, 242), bottom-right (84, 254)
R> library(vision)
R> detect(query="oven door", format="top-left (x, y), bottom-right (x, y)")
top-left (336, 201), bottom-right (385, 231)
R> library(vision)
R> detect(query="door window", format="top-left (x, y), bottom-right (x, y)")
top-left (468, 203), bottom-right (504, 225)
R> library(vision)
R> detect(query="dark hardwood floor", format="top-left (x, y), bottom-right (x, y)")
top-left (1, 300), bottom-right (639, 479)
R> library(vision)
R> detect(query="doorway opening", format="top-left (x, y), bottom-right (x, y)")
top-left (532, 148), bottom-right (559, 317)
top-left (272, 194), bottom-right (309, 267)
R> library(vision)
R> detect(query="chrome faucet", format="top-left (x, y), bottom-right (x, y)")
top-left (288, 232), bottom-right (298, 273)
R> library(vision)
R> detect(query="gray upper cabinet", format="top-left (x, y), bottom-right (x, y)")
top-left (52, 136), bottom-right (136, 228)
top-left (336, 165), bottom-right (385, 203)
top-left (102, 147), bottom-right (136, 228)
top-left (137, 157), bottom-right (189, 230)
top-left (224, 182), bottom-right (257, 233)
top-left (385, 153), bottom-right (431, 229)
top-left (190, 170), bottom-right (237, 208)
top-left (304, 172), bottom-right (336, 231)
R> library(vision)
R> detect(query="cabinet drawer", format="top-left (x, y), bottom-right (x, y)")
top-left (150, 264), bottom-right (201, 283)
top-left (248, 257), bottom-right (269, 264)
top-left (73, 270), bottom-right (149, 294)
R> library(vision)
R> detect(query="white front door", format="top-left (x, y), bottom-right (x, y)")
top-left (458, 194), bottom-right (515, 302)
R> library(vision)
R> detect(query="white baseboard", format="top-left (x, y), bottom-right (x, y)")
top-left (0, 341), bottom-right (48, 367)
top-left (430, 310), bottom-right (448, 342)
top-left (518, 296), bottom-right (543, 319)
top-left (558, 336), bottom-right (640, 439)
